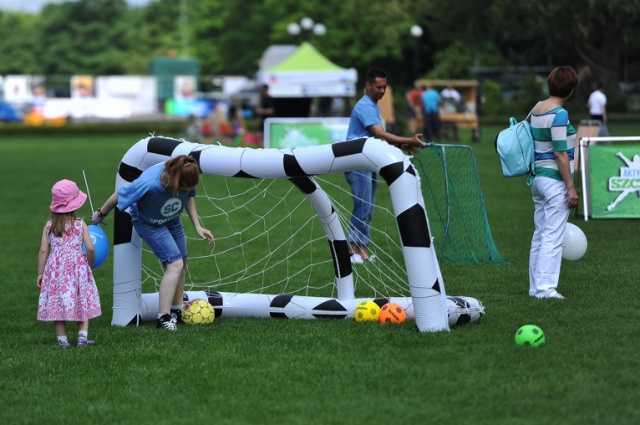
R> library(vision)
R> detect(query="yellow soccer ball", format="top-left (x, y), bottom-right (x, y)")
top-left (354, 301), bottom-right (380, 323)
top-left (182, 299), bottom-right (215, 325)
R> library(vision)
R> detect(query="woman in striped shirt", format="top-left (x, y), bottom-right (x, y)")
top-left (528, 66), bottom-right (579, 300)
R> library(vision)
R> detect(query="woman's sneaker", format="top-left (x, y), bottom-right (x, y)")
top-left (533, 289), bottom-right (565, 299)
top-left (157, 314), bottom-right (177, 331)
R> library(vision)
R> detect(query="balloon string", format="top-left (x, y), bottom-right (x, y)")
top-left (82, 170), bottom-right (95, 213)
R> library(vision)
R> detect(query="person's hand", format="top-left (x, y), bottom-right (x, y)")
top-left (37, 274), bottom-right (42, 288)
top-left (91, 210), bottom-right (104, 225)
top-left (197, 227), bottom-right (214, 245)
top-left (401, 134), bottom-right (426, 155)
top-left (567, 188), bottom-right (579, 209)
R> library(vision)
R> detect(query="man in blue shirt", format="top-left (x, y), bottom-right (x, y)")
top-left (345, 67), bottom-right (425, 264)
top-left (421, 83), bottom-right (441, 142)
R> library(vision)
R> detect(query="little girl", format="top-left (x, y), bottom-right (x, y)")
top-left (37, 179), bottom-right (102, 348)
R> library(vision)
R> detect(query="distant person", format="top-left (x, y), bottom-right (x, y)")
top-left (529, 66), bottom-right (579, 300)
top-left (405, 82), bottom-right (423, 134)
top-left (441, 84), bottom-right (461, 105)
top-left (421, 83), bottom-right (441, 142)
top-left (38, 180), bottom-right (101, 348)
top-left (587, 82), bottom-right (609, 137)
top-left (440, 84), bottom-right (461, 141)
top-left (345, 67), bottom-right (426, 264)
top-left (255, 84), bottom-right (275, 135)
top-left (91, 155), bottom-right (214, 331)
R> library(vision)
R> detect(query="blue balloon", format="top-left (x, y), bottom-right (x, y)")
top-left (83, 224), bottom-right (110, 268)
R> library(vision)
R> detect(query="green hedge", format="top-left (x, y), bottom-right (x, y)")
top-left (0, 120), bottom-right (188, 136)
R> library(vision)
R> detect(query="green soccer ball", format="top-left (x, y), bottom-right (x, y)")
top-left (514, 324), bottom-right (545, 347)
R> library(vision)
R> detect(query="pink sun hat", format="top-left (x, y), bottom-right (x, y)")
top-left (50, 179), bottom-right (88, 213)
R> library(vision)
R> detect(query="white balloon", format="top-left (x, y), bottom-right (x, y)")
top-left (562, 222), bottom-right (587, 260)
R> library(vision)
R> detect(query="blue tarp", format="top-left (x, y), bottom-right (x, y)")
top-left (0, 102), bottom-right (21, 122)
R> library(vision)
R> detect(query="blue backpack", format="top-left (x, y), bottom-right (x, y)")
top-left (495, 107), bottom-right (536, 185)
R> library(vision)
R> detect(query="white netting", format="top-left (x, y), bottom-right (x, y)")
top-left (139, 172), bottom-right (410, 301)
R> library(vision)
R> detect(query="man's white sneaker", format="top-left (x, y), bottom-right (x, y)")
top-left (350, 253), bottom-right (364, 264)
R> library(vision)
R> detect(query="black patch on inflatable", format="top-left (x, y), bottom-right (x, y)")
top-left (396, 204), bottom-right (431, 247)
top-left (206, 290), bottom-right (223, 318)
top-left (312, 300), bottom-right (348, 318)
top-left (405, 163), bottom-right (417, 176)
top-left (373, 298), bottom-right (389, 308)
top-left (379, 161), bottom-right (405, 186)
top-left (188, 150), bottom-right (203, 172)
top-left (270, 294), bottom-right (293, 319)
top-left (148, 137), bottom-right (182, 156)
top-left (450, 297), bottom-right (470, 308)
top-left (126, 315), bottom-right (141, 326)
top-left (283, 154), bottom-right (306, 177)
top-left (118, 162), bottom-right (143, 183)
top-left (290, 176), bottom-right (317, 194)
top-left (332, 138), bottom-right (367, 157)
top-left (455, 313), bottom-right (471, 325)
top-left (113, 207), bottom-right (134, 245)
top-left (330, 240), bottom-right (352, 278)
top-left (432, 279), bottom-right (441, 293)
top-left (233, 170), bottom-right (257, 178)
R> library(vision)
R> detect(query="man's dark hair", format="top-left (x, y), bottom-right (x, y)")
top-left (365, 67), bottom-right (387, 84)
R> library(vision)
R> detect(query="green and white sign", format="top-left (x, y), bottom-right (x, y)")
top-left (588, 144), bottom-right (640, 218)
top-left (264, 118), bottom-right (350, 149)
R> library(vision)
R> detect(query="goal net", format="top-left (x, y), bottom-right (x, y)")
top-left (112, 137), bottom-right (485, 332)
top-left (412, 143), bottom-right (505, 264)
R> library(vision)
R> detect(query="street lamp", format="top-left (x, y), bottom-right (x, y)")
top-left (410, 25), bottom-right (423, 80)
top-left (287, 17), bottom-right (326, 41)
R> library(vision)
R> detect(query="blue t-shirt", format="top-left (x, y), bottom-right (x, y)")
top-left (421, 89), bottom-right (440, 113)
top-left (118, 163), bottom-right (196, 225)
top-left (346, 95), bottom-right (384, 139)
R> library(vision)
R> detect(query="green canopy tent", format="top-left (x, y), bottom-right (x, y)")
top-left (258, 42), bottom-right (357, 98)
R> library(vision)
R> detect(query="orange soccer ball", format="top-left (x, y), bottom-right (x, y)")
top-left (378, 303), bottom-right (407, 324)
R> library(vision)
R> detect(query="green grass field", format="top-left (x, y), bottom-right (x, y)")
top-left (1, 124), bottom-right (638, 425)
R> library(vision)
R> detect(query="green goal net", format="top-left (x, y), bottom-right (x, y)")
top-left (412, 143), bottom-right (505, 264)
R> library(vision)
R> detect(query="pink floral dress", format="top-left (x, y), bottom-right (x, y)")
top-left (38, 219), bottom-right (102, 321)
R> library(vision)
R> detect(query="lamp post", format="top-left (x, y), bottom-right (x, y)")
top-left (410, 25), bottom-right (423, 81)
top-left (287, 17), bottom-right (326, 42)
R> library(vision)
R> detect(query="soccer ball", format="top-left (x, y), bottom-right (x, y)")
top-left (378, 303), bottom-right (407, 324)
top-left (514, 324), bottom-right (545, 347)
top-left (562, 223), bottom-right (587, 261)
top-left (354, 301), bottom-right (380, 322)
top-left (182, 299), bottom-right (215, 325)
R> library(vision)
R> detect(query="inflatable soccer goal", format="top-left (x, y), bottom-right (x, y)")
top-left (111, 136), bottom-right (484, 332)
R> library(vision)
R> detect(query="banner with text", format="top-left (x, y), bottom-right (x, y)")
top-left (588, 143), bottom-right (640, 218)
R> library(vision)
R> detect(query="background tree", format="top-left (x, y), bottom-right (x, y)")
top-left (0, 0), bottom-right (639, 112)
top-left (35, 0), bottom-right (131, 75)
top-left (0, 12), bottom-right (39, 75)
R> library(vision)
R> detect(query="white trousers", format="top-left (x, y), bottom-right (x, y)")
top-left (529, 177), bottom-right (570, 295)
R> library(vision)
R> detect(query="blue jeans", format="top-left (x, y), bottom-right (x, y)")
top-left (345, 170), bottom-right (378, 246)
top-left (133, 217), bottom-right (188, 267)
